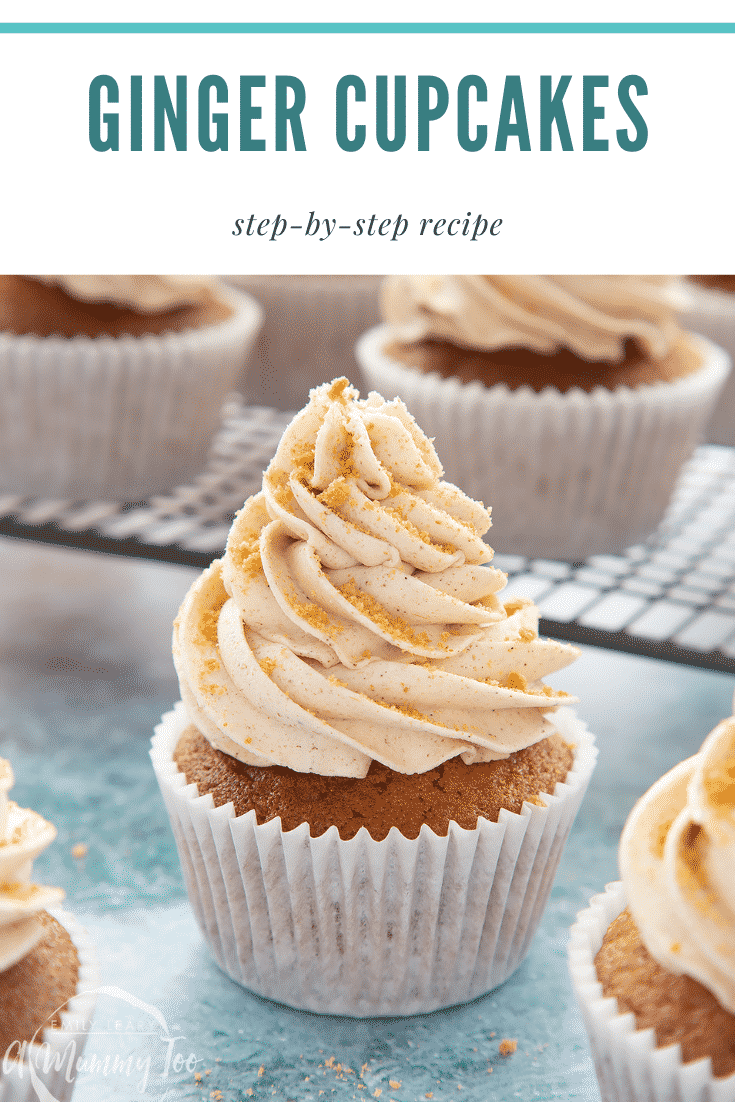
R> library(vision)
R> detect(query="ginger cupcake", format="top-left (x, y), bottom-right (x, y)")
top-left (151, 378), bottom-right (597, 1016)
top-left (569, 716), bottom-right (735, 1100)
top-left (0, 274), bottom-right (262, 501)
top-left (0, 759), bottom-right (97, 1102)
top-left (355, 276), bottom-right (730, 561)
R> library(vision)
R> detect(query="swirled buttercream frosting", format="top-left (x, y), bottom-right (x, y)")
top-left (173, 379), bottom-right (579, 778)
top-left (620, 717), bottom-right (735, 1014)
top-left (0, 760), bottom-right (64, 973)
top-left (382, 275), bottom-right (689, 362)
top-left (29, 275), bottom-right (217, 314)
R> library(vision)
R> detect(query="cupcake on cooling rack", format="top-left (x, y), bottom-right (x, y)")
top-left (151, 377), bottom-right (597, 1017)
top-left (0, 759), bottom-right (97, 1102)
top-left (569, 716), bottom-right (735, 1100)
top-left (355, 275), bottom-right (730, 561)
top-left (0, 275), bottom-right (262, 501)
top-left (682, 276), bottom-right (735, 446)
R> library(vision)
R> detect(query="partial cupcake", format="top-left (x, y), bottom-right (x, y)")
top-left (356, 275), bottom-right (730, 561)
top-left (0, 759), bottom-right (97, 1101)
top-left (152, 377), bottom-right (597, 1016)
top-left (682, 276), bottom-right (735, 446)
top-left (0, 274), bottom-right (262, 501)
top-left (569, 717), bottom-right (735, 1100)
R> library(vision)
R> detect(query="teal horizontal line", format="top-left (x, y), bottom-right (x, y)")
top-left (1, 21), bottom-right (735, 33)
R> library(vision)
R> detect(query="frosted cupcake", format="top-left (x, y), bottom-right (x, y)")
top-left (355, 276), bottom-right (730, 561)
top-left (0, 759), bottom-right (97, 1101)
top-left (569, 717), bottom-right (735, 1099)
top-left (151, 378), bottom-right (597, 1016)
top-left (0, 274), bottom-right (262, 500)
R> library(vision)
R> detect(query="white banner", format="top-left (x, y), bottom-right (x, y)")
top-left (1, 11), bottom-right (733, 271)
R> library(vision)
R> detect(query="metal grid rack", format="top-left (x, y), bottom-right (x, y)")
top-left (3, 399), bottom-right (735, 673)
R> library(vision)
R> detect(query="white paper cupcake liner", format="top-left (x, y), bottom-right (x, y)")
top-left (0, 907), bottom-right (99, 1102)
top-left (568, 881), bottom-right (735, 1102)
top-left (681, 284), bottom-right (735, 447)
top-left (355, 326), bottom-right (731, 561)
top-left (224, 276), bottom-right (380, 409)
top-left (0, 286), bottom-right (262, 501)
top-left (151, 701), bottom-right (596, 1017)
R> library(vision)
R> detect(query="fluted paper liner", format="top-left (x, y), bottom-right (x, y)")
top-left (152, 701), bottom-right (596, 1016)
top-left (1, 908), bottom-right (99, 1102)
top-left (0, 287), bottom-right (262, 501)
top-left (355, 326), bottom-right (731, 561)
top-left (568, 881), bottom-right (735, 1102)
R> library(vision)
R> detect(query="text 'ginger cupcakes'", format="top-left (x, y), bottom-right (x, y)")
top-left (152, 378), bottom-right (597, 1016)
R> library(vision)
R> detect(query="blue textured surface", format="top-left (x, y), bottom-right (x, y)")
top-left (1, 536), bottom-right (733, 1102)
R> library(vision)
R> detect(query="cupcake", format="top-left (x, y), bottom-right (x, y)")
top-left (682, 276), bottom-right (735, 446)
top-left (0, 759), bottom-right (97, 1102)
top-left (569, 716), bottom-right (735, 1100)
top-left (355, 275), bottom-right (731, 561)
top-left (223, 275), bottom-right (380, 409)
top-left (151, 377), bottom-right (597, 1016)
top-left (0, 274), bottom-right (262, 501)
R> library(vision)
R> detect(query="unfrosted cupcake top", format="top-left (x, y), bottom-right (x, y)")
top-left (30, 275), bottom-right (218, 314)
top-left (0, 760), bottom-right (65, 973)
top-left (173, 378), bottom-right (579, 777)
top-left (382, 275), bottom-right (688, 362)
top-left (620, 716), bottom-right (735, 1014)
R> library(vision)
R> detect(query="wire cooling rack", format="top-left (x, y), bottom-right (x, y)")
top-left (3, 399), bottom-right (735, 673)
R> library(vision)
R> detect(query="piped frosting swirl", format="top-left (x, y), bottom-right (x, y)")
top-left (173, 379), bottom-right (579, 777)
top-left (382, 275), bottom-right (689, 362)
top-left (620, 716), bottom-right (735, 1014)
top-left (29, 275), bottom-right (217, 314)
top-left (0, 760), bottom-right (64, 973)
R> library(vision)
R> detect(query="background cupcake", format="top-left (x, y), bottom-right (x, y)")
top-left (356, 275), bottom-right (730, 561)
top-left (569, 716), bottom-right (735, 1100)
top-left (152, 378), bottom-right (597, 1016)
top-left (682, 275), bottom-right (735, 446)
top-left (0, 275), bottom-right (262, 501)
top-left (0, 759), bottom-right (97, 1102)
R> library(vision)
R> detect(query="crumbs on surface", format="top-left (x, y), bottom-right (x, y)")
top-left (257, 657), bottom-right (277, 678)
top-left (498, 1039), bottom-right (517, 1056)
top-left (71, 842), bottom-right (88, 859)
top-left (519, 627), bottom-right (536, 642)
